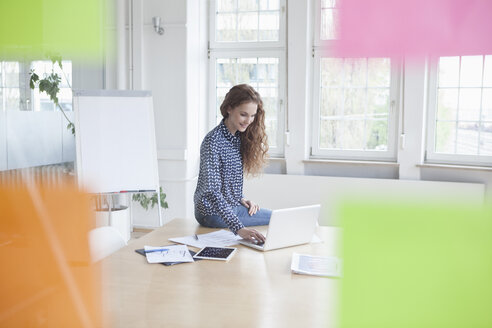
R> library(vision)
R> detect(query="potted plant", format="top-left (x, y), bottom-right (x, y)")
top-left (131, 187), bottom-right (169, 227)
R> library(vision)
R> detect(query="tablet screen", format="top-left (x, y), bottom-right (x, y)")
top-left (193, 247), bottom-right (236, 260)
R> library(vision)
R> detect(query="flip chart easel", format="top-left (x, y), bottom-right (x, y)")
top-left (74, 90), bottom-right (163, 226)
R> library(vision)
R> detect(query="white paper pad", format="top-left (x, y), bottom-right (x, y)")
top-left (291, 253), bottom-right (341, 277)
top-left (144, 245), bottom-right (194, 263)
top-left (169, 230), bottom-right (242, 248)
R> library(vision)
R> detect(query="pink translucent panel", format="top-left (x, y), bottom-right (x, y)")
top-left (335, 0), bottom-right (492, 57)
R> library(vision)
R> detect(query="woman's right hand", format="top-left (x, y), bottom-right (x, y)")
top-left (237, 227), bottom-right (266, 244)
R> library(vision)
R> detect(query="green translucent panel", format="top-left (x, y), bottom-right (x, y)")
top-left (0, 0), bottom-right (103, 59)
top-left (435, 121), bottom-right (456, 153)
top-left (365, 118), bottom-right (388, 150)
top-left (344, 58), bottom-right (367, 87)
top-left (320, 87), bottom-right (343, 117)
top-left (320, 119), bottom-right (341, 149)
top-left (342, 119), bottom-right (365, 149)
top-left (238, 12), bottom-right (258, 41)
top-left (340, 200), bottom-right (492, 328)
top-left (479, 123), bottom-right (492, 155)
top-left (259, 12), bottom-right (279, 41)
top-left (367, 88), bottom-right (389, 115)
top-left (460, 55), bottom-right (483, 87)
top-left (367, 58), bottom-right (390, 87)
top-left (456, 122), bottom-right (479, 155)
top-left (216, 14), bottom-right (237, 42)
top-left (458, 88), bottom-right (481, 121)
top-left (321, 58), bottom-right (344, 87)
top-left (344, 88), bottom-right (366, 116)
top-left (436, 88), bottom-right (458, 121)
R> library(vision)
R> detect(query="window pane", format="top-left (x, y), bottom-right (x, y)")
top-left (483, 56), bottom-right (492, 87)
top-left (4, 62), bottom-right (19, 87)
top-left (367, 58), bottom-right (390, 87)
top-left (238, 0), bottom-right (258, 11)
top-left (456, 122), bottom-right (479, 155)
top-left (217, 58), bottom-right (237, 87)
top-left (480, 123), bottom-right (492, 155)
top-left (238, 58), bottom-right (257, 85)
top-left (344, 88), bottom-right (366, 116)
top-left (321, 8), bottom-right (338, 40)
top-left (482, 88), bottom-right (492, 121)
top-left (343, 119), bottom-right (365, 149)
top-left (320, 119), bottom-right (341, 149)
top-left (437, 89), bottom-right (458, 121)
top-left (435, 121), bottom-right (456, 153)
top-left (438, 57), bottom-right (460, 87)
top-left (217, 0), bottom-right (236, 12)
top-left (460, 56), bottom-right (483, 87)
top-left (367, 89), bottom-right (389, 116)
top-left (216, 13), bottom-right (237, 42)
top-left (0, 88), bottom-right (3, 111)
top-left (238, 12), bottom-right (258, 41)
top-left (259, 12), bottom-right (279, 41)
top-left (5, 88), bottom-right (20, 110)
top-left (458, 88), bottom-right (481, 121)
top-left (257, 57), bottom-right (278, 87)
top-left (365, 118), bottom-right (388, 150)
top-left (321, 58), bottom-right (343, 87)
top-left (259, 0), bottom-right (279, 10)
top-left (344, 58), bottom-right (366, 87)
top-left (320, 88), bottom-right (343, 117)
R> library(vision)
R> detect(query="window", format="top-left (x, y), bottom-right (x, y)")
top-left (209, 0), bottom-right (286, 156)
top-left (0, 60), bottom-right (72, 112)
top-left (312, 0), bottom-right (400, 161)
top-left (426, 55), bottom-right (492, 166)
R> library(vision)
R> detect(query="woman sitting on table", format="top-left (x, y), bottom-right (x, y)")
top-left (194, 84), bottom-right (271, 244)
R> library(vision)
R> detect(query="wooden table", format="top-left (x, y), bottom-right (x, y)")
top-left (101, 219), bottom-right (341, 328)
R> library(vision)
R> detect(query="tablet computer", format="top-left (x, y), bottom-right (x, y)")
top-left (193, 246), bottom-right (237, 261)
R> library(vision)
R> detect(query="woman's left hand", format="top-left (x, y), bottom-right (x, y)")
top-left (240, 198), bottom-right (260, 216)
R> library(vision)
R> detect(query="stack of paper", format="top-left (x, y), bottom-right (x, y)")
top-left (169, 230), bottom-right (242, 248)
top-left (291, 253), bottom-right (342, 277)
top-left (144, 245), bottom-right (194, 263)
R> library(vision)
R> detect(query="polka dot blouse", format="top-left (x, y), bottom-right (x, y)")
top-left (194, 119), bottom-right (245, 234)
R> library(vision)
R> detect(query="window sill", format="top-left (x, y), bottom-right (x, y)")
top-left (418, 163), bottom-right (492, 172)
top-left (304, 158), bottom-right (399, 167)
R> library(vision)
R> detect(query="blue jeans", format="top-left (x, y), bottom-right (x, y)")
top-left (195, 205), bottom-right (272, 229)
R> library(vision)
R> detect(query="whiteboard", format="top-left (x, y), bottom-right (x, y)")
top-left (74, 90), bottom-right (159, 194)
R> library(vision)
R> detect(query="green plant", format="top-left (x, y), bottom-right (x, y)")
top-left (132, 187), bottom-right (169, 210)
top-left (29, 54), bottom-right (75, 135)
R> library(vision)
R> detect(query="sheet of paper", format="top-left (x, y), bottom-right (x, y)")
top-left (291, 253), bottom-right (341, 277)
top-left (144, 244), bottom-right (194, 263)
top-left (169, 230), bottom-right (242, 248)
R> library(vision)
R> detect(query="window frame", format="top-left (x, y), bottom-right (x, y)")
top-left (208, 49), bottom-right (286, 156)
top-left (425, 56), bottom-right (492, 167)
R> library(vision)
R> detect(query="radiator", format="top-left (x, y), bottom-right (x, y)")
top-left (0, 163), bottom-right (75, 187)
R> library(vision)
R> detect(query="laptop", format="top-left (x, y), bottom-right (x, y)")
top-left (238, 204), bottom-right (321, 251)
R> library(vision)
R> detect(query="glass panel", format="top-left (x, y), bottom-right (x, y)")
top-left (259, 0), bottom-right (279, 10)
top-left (456, 122), bottom-right (479, 155)
top-left (344, 88), bottom-right (366, 116)
top-left (460, 55), bottom-right (483, 87)
top-left (259, 12), bottom-right (279, 41)
top-left (217, 58), bottom-right (237, 87)
top-left (5, 88), bottom-right (20, 110)
top-left (0, 88), bottom-right (3, 111)
top-left (265, 118), bottom-right (277, 147)
top-left (238, 0), bottom-right (258, 11)
top-left (438, 57), bottom-right (460, 87)
top-left (367, 88), bottom-right (389, 116)
top-left (4, 62), bottom-right (19, 87)
top-left (458, 88), bottom-right (481, 121)
top-left (259, 87), bottom-right (278, 148)
top-left (320, 87), bottom-right (343, 117)
top-left (321, 0), bottom-right (336, 8)
top-left (320, 119), bottom-right (341, 149)
top-left (257, 58), bottom-right (278, 87)
top-left (344, 58), bottom-right (366, 87)
top-left (482, 88), bottom-right (492, 121)
top-left (237, 58), bottom-right (257, 85)
top-left (216, 13), bottom-right (237, 42)
top-left (217, 0), bottom-right (236, 12)
top-left (365, 118), bottom-right (388, 150)
top-left (435, 121), bottom-right (456, 153)
top-left (343, 119), bottom-right (365, 149)
top-left (437, 88), bottom-right (459, 121)
top-left (238, 12), bottom-right (258, 41)
top-left (479, 123), bottom-right (492, 155)
top-left (58, 88), bottom-right (72, 109)
top-left (321, 8), bottom-right (338, 40)
top-left (483, 55), bottom-right (492, 87)
top-left (367, 58), bottom-right (390, 87)
top-left (216, 87), bottom-right (230, 124)
top-left (321, 58), bottom-right (343, 87)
